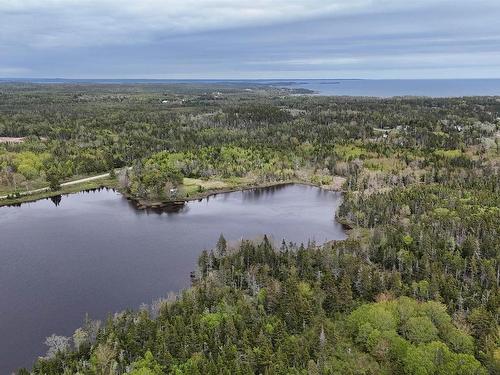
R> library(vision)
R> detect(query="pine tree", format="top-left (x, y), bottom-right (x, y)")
top-left (216, 234), bottom-right (227, 257)
top-left (336, 273), bottom-right (353, 312)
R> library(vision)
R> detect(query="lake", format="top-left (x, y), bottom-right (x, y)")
top-left (0, 184), bottom-right (346, 372)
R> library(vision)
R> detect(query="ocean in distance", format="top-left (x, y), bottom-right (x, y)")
top-left (269, 78), bottom-right (500, 97)
top-left (1, 78), bottom-right (500, 97)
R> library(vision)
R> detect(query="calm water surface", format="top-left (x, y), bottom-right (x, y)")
top-left (0, 184), bottom-right (345, 372)
top-left (268, 78), bottom-right (500, 97)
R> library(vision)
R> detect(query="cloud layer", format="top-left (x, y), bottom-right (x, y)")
top-left (1, 0), bottom-right (499, 78)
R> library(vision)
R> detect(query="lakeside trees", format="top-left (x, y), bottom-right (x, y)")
top-left (31, 239), bottom-right (494, 374)
top-left (1, 84), bottom-right (498, 197)
top-left (1, 83), bottom-right (498, 373)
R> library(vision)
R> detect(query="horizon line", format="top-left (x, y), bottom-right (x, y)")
top-left (2, 77), bottom-right (500, 82)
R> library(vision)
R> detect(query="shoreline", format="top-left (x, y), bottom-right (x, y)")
top-left (0, 177), bottom-right (345, 208)
top-left (122, 179), bottom-right (345, 210)
top-left (0, 177), bottom-right (118, 207)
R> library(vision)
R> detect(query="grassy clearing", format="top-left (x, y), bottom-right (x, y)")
top-left (183, 176), bottom-right (253, 196)
top-left (0, 178), bottom-right (49, 196)
top-left (364, 157), bottom-right (404, 172)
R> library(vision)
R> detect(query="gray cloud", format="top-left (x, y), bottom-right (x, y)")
top-left (0, 0), bottom-right (499, 78)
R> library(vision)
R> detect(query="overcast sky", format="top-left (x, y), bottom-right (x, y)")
top-left (1, 0), bottom-right (500, 79)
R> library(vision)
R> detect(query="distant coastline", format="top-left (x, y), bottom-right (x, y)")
top-left (1, 78), bottom-right (499, 97)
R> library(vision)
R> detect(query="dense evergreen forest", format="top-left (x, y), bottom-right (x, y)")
top-left (1, 83), bottom-right (498, 374)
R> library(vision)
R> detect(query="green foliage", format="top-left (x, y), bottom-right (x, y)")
top-left (31, 239), bottom-right (488, 374)
top-left (2, 85), bottom-right (497, 373)
top-left (46, 166), bottom-right (62, 191)
top-left (434, 149), bottom-right (462, 158)
top-left (403, 316), bottom-right (438, 344)
top-left (348, 299), bottom-right (486, 374)
top-left (402, 234), bottom-right (414, 246)
top-left (348, 303), bottom-right (398, 334)
top-left (14, 152), bottom-right (48, 179)
top-left (334, 144), bottom-right (369, 160)
top-left (128, 351), bottom-right (163, 375)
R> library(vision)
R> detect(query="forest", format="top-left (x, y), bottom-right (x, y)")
top-left (0, 83), bottom-right (498, 374)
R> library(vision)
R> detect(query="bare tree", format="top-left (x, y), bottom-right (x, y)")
top-left (73, 328), bottom-right (89, 351)
top-left (44, 334), bottom-right (70, 359)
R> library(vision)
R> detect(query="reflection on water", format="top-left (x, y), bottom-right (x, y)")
top-left (49, 195), bottom-right (62, 206)
top-left (0, 184), bottom-right (345, 373)
top-left (241, 183), bottom-right (289, 201)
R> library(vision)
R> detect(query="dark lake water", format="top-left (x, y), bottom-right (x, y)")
top-left (0, 184), bottom-right (346, 373)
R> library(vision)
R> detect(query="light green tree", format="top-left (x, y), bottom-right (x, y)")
top-left (127, 351), bottom-right (163, 375)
